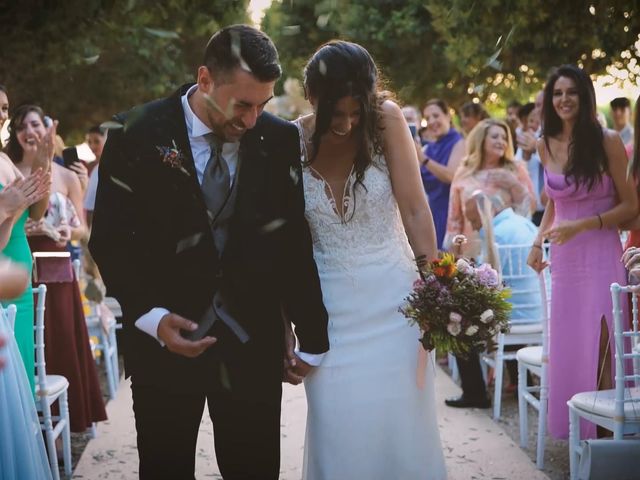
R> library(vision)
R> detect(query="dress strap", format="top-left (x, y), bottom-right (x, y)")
top-left (293, 119), bottom-right (310, 165)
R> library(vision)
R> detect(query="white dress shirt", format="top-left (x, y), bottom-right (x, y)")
top-left (135, 85), bottom-right (323, 366)
top-left (84, 167), bottom-right (99, 211)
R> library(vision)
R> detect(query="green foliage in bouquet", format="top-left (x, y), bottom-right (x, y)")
top-left (400, 253), bottom-right (512, 358)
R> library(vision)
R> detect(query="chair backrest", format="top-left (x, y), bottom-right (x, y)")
top-left (609, 283), bottom-right (640, 421)
top-left (497, 243), bottom-right (544, 325)
top-left (32, 284), bottom-right (48, 393)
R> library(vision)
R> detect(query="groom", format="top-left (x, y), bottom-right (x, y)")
top-left (89, 25), bottom-right (329, 480)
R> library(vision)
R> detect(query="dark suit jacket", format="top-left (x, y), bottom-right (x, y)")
top-left (89, 85), bottom-right (329, 394)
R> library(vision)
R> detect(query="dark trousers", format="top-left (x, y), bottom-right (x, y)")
top-left (131, 366), bottom-right (282, 480)
top-left (455, 352), bottom-right (488, 401)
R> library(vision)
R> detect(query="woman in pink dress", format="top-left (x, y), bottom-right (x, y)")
top-left (527, 65), bottom-right (637, 439)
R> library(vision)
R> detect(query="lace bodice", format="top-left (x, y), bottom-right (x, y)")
top-left (298, 129), bottom-right (414, 275)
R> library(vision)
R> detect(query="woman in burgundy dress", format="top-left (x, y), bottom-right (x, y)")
top-left (6, 104), bottom-right (107, 432)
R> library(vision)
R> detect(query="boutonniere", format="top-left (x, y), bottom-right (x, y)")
top-left (156, 141), bottom-right (189, 175)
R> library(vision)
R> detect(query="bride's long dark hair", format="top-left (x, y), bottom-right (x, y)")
top-left (303, 40), bottom-right (385, 191)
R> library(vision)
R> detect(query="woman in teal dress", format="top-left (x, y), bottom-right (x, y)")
top-left (0, 102), bottom-right (52, 394)
top-left (0, 205), bottom-right (35, 393)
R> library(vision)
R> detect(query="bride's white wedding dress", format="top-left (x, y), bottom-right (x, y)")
top-left (298, 125), bottom-right (447, 480)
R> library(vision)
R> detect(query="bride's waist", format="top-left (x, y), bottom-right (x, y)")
top-left (313, 242), bottom-right (414, 270)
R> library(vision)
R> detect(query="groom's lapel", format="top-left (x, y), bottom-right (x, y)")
top-left (235, 116), bottom-right (270, 216)
top-left (164, 85), bottom-right (202, 196)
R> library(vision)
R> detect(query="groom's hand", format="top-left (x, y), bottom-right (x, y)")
top-left (283, 355), bottom-right (314, 385)
top-left (158, 313), bottom-right (217, 358)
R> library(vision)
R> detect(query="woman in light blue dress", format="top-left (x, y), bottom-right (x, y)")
top-left (0, 302), bottom-right (52, 480)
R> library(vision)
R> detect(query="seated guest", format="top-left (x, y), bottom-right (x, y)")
top-left (446, 118), bottom-right (534, 257)
top-left (446, 190), bottom-right (540, 408)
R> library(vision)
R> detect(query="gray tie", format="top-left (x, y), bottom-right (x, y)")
top-left (184, 133), bottom-right (250, 344)
top-left (201, 133), bottom-right (230, 219)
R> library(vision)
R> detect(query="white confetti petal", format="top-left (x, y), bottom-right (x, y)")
top-left (176, 232), bottom-right (204, 254)
top-left (261, 218), bottom-right (286, 233)
top-left (289, 166), bottom-right (300, 185)
top-left (110, 176), bottom-right (133, 193)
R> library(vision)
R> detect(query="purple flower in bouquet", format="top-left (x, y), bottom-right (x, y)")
top-left (474, 264), bottom-right (499, 287)
top-left (413, 278), bottom-right (426, 289)
top-left (449, 312), bottom-right (462, 323)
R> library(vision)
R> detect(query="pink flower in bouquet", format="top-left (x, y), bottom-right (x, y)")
top-left (455, 258), bottom-right (474, 275)
top-left (449, 312), bottom-right (462, 323)
top-left (474, 264), bottom-right (499, 287)
top-left (447, 322), bottom-right (462, 336)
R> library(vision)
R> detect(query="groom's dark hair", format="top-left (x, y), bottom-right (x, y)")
top-left (203, 24), bottom-right (281, 83)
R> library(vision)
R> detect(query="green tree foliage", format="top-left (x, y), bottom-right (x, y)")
top-left (263, 0), bottom-right (640, 110)
top-left (261, 0), bottom-right (339, 96)
top-left (0, 0), bottom-right (249, 141)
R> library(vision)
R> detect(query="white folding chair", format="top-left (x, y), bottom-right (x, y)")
top-left (33, 284), bottom-right (72, 480)
top-left (516, 272), bottom-right (550, 468)
top-left (480, 243), bottom-right (544, 419)
top-left (567, 283), bottom-right (640, 480)
top-left (85, 300), bottom-right (120, 400)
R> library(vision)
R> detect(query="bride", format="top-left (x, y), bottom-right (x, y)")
top-left (288, 41), bottom-right (447, 479)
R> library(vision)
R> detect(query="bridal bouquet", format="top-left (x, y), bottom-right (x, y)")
top-left (400, 253), bottom-right (512, 357)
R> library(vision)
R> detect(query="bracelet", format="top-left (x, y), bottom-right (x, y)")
top-left (597, 214), bottom-right (603, 230)
top-left (532, 244), bottom-right (543, 250)
top-left (415, 254), bottom-right (428, 268)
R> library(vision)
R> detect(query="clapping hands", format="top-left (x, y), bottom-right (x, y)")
top-left (0, 169), bottom-right (49, 218)
top-left (33, 119), bottom-right (57, 174)
top-left (25, 218), bottom-right (61, 242)
top-left (622, 247), bottom-right (640, 286)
